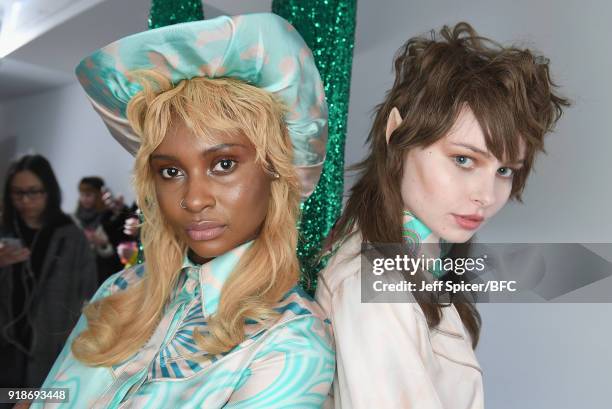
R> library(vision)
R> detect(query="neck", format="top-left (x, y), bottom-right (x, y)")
top-left (188, 234), bottom-right (259, 266)
top-left (402, 210), bottom-right (450, 278)
top-left (22, 216), bottom-right (42, 230)
top-left (188, 249), bottom-right (213, 265)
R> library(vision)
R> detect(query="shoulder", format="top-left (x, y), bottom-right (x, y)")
top-left (46, 221), bottom-right (90, 255)
top-left (231, 287), bottom-right (335, 408)
top-left (69, 213), bottom-right (82, 227)
top-left (275, 285), bottom-right (331, 328)
top-left (53, 218), bottom-right (85, 239)
top-left (263, 285), bottom-right (334, 347)
top-left (318, 231), bottom-right (363, 294)
top-left (91, 263), bottom-right (146, 301)
top-left (315, 230), bottom-right (430, 326)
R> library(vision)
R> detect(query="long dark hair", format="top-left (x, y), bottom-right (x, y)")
top-left (328, 22), bottom-right (569, 347)
top-left (2, 154), bottom-right (64, 233)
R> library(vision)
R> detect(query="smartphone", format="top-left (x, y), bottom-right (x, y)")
top-left (0, 238), bottom-right (24, 249)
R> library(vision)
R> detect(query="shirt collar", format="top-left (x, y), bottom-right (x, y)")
top-left (402, 210), bottom-right (451, 278)
top-left (180, 240), bottom-right (253, 316)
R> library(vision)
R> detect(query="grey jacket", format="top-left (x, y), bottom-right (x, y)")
top-left (0, 222), bottom-right (97, 387)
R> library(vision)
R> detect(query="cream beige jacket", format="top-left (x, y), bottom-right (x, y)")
top-left (316, 232), bottom-right (484, 409)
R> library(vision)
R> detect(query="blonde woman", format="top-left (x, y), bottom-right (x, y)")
top-left (33, 13), bottom-right (334, 408)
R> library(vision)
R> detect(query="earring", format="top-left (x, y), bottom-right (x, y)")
top-left (180, 199), bottom-right (187, 209)
top-left (265, 168), bottom-right (280, 179)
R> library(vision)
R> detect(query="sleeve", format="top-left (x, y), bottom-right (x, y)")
top-left (74, 231), bottom-right (99, 300)
top-left (224, 316), bottom-right (335, 409)
top-left (38, 273), bottom-right (117, 391)
top-left (321, 273), bottom-right (445, 409)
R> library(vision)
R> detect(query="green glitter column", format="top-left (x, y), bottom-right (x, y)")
top-left (148, 0), bottom-right (204, 29)
top-left (135, 0), bottom-right (205, 265)
top-left (273, 0), bottom-right (357, 294)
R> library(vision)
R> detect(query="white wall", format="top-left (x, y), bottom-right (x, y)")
top-left (2, 83), bottom-right (135, 213)
top-left (0, 102), bottom-right (18, 189)
top-left (347, 0), bottom-right (612, 243)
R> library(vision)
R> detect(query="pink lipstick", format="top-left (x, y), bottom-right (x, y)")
top-left (452, 214), bottom-right (484, 230)
top-left (186, 221), bottom-right (226, 241)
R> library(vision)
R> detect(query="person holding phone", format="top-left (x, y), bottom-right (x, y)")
top-left (0, 154), bottom-right (97, 389)
top-left (73, 176), bottom-right (131, 285)
top-left (0, 238), bottom-right (30, 266)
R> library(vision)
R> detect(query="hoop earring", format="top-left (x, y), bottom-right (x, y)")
top-left (180, 199), bottom-right (187, 209)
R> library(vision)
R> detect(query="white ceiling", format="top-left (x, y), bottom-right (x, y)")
top-left (0, 0), bottom-right (272, 101)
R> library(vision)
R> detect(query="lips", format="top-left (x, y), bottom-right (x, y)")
top-left (452, 214), bottom-right (484, 230)
top-left (186, 221), bottom-right (226, 241)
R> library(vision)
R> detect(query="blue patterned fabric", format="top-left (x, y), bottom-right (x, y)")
top-left (34, 242), bottom-right (335, 408)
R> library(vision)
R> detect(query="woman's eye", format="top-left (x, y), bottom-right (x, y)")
top-left (212, 159), bottom-right (236, 173)
top-left (497, 167), bottom-right (515, 178)
top-left (160, 167), bottom-right (183, 179)
top-left (454, 155), bottom-right (474, 168)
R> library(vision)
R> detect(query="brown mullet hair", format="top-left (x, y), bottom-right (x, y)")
top-left (328, 22), bottom-right (569, 347)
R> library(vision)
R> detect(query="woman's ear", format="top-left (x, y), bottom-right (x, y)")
top-left (385, 107), bottom-right (403, 145)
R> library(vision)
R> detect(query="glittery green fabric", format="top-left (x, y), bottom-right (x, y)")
top-left (137, 209), bottom-right (145, 265)
top-left (273, 0), bottom-right (357, 295)
top-left (148, 0), bottom-right (204, 29)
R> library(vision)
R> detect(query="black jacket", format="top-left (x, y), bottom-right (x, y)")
top-left (0, 221), bottom-right (97, 387)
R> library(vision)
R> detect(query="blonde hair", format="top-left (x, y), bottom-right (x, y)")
top-left (72, 71), bottom-right (301, 365)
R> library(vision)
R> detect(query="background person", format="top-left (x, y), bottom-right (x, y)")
top-left (73, 176), bottom-right (130, 284)
top-left (0, 154), bottom-right (97, 389)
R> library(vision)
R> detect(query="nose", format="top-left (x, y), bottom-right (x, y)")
top-left (182, 178), bottom-right (215, 213)
top-left (470, 173), bottom-right (495, 207)
top-left (17, 195), bottom-right (33, 204)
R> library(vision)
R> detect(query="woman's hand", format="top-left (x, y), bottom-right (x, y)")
top-left (90, 229), bottom-right (110, 247)
top-left (0, 241), bottom-right (30, 268)
top-left (123, 216), bottom-right (140, 237)
top-left (102, 189), bottom-right (125, 215)
top-left (84, 228), bottom-right (109, 246)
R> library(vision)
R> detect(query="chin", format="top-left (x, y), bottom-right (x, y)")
top-left (189, 243), bottom-right (227, 259)
top-left (438, 228), bottom-right (476, 244)
top-left (188, 238), bottom-right (238, 260)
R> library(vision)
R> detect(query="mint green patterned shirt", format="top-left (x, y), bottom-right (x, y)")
top-left (35, 241), bottom-right (335, 408)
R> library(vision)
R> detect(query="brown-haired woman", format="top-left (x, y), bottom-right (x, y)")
top-left (316, 22), bottom-right (569, 408)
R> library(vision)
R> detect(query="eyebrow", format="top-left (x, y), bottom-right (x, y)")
top-left (150, 143), bottom-right (246, 161)
top-left (11, 186), bottom-right (44, 191)
top-left (451, 142), bottom-right (490, 157)
top-left (451, 143), bottom-right (525, 166)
